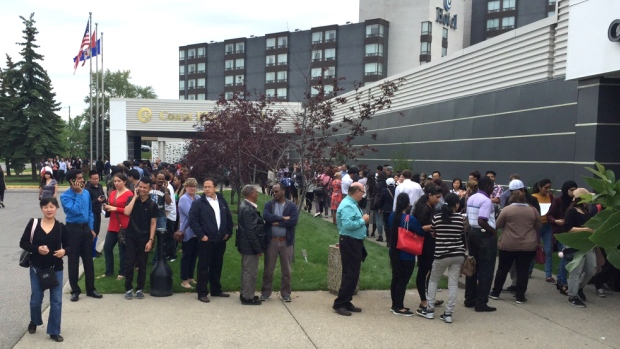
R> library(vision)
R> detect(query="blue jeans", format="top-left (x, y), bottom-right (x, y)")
top-left (30, 268), bottom-right (63, 335)
top-left (540, 223), bottom-right (553, 278)
top-left (557, 241), bottom-right (568, 285)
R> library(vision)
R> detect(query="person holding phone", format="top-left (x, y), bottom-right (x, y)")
top-left (60, 170), bottom-right (103, 302)
top-left (85, 170), bottom-right (106, 258)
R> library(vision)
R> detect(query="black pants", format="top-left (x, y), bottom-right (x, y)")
top-left (382, 212), bottom-right (391, 243)
top-left (165, 219), bottom-right (177, 259)
top-left (181, 237), bottom-right (199, 280)
top-left (124, 234), bottom-right (149, 291)
top-left (391, 259), bottom-right (415, 310)
top-left (57, 170), bottom-right (65, 184)
top-left (66, 223), bottom-right (96, 295)
top-left (492, 249), bottom-right (536, 300)
top-left (333, 235), bottom-right (364, 308)
top-left (589, 248), bottom-right (620, 290)
top-left (416, 234), bottom-right (435, 302)
top-left (93, 212), bottom-right (101, 235)
top-left (196, 240), bottom-right (227, 297)
top-left (464, 229), bottom-right (497, 307)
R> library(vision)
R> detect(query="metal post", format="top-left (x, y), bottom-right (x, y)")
top-left (89, 12), bottom-right (93, 170)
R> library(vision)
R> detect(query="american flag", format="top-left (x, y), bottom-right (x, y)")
top-left (73, 20), bottom-right (90, 73)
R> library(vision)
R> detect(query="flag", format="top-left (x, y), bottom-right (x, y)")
top-left (81, 31), bottom-right (96, 66)
top-left (73, 39), bottom-right (101, 63)
top-left (73, 20), bottom-right (90, 73)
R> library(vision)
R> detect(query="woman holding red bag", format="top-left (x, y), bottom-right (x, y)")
top-left (388, 193), bottom-right (425, 316)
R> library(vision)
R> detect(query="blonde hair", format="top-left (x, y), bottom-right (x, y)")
top-left (185, 178), bottom-right (198, 187)
top-left (333, 172), bottom-right (341, 179)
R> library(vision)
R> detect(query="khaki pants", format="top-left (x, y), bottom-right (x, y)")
top-left (241, 254), bottom-right (259, 300)
top-left (261, 238), bottom-right (293, 298)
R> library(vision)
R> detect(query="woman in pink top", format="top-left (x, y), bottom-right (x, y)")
top-left (330, 172), bottom-right (343, 225)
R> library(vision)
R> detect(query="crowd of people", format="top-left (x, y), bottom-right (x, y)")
top-left (18, 158), bottom-right (620, 341)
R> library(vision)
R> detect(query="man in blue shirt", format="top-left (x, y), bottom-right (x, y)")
top-left (333, 182), bottom-right (369, 316)
top-left (60, 170), bottom-right (103, 302)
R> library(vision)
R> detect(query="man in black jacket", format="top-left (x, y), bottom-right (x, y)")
top-left (189, 178), bottom-right (233, 303)
top-left (236, 185), bottom-right (265, 305)
top-left (84, 170), bottom-right (105, 258)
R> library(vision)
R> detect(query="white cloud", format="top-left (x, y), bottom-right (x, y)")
top-left (0, 0), bottom-right (359, 120)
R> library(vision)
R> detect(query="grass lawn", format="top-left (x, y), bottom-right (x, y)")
top-left (85, 192), bottom-right (445, 293)
top-left (5, 174), bottom-right (70, 187)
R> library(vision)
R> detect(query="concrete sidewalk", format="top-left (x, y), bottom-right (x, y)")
top-left (14, 268), bottom-right (620, 349)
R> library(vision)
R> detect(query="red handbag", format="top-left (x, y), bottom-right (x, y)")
top-left (396, 214), bottom-right (425, 255)
top-left (535, 246), bottom-right (545, 264)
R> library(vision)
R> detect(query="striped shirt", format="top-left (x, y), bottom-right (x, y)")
top-left (431, 212), bottom-right (466, 259)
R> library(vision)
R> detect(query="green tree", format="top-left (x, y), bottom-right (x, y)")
top-left (556, 162), bottom-right (620, 270)
top-left (0, 54), bottom-right (28, 175)
top-left (12, 13), bottom-right (64, 179)
top-left (61, 114), bottom-right (86, 158)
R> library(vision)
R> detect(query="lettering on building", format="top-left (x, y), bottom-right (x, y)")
top-left (436, 8), bottom-right (457, 30)
top-left (136, 107), bottom-right (212, 123)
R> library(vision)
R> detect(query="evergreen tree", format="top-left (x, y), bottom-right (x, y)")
top-left (14, 13), bottom-right (64, 179)
top-left (0, 55), bottom-right (28, 175)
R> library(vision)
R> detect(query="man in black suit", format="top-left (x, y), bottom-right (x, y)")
top-left (189, 178), bottom-right (234, 303)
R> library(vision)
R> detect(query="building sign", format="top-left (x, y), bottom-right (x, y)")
top-left (443, 0), bottom-right (452, 11)
top-left (609, 20), bottom-right (620, 42)
top-left (136, 107), bottom-right (214, 123)
top-left (436, 6), bottom-right (457, 29)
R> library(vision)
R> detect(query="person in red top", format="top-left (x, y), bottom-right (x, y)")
top-left (101, 173), bottom-right (133, 280)
top-left (330, 172), bottom-right (343, 225)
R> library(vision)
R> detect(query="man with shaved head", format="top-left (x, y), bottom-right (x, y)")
top-left (332, 182), bottom-right (370, 316)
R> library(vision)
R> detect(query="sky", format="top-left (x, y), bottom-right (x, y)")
top-left (0, 0), bottom-right (360, 121)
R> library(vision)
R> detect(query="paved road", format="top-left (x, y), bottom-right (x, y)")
top-left (0, 188), bottom-right (107, 349)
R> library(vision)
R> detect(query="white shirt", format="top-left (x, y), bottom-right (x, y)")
top-left (341, 174), bottom-right (353, 195)
top-left (206, 195), bottom-right (221, 229)
top-left (165, 183), bottom-right (177, 221)
top-left (393, 179), bottom-right (424, 211)
top-left (358, 177), bottom-right (368, 198)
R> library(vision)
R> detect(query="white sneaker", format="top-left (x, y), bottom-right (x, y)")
top-left (313, 213), bottom-right (321, 217)
top-left (440, 313), bottom-right (453, 323)
top-left (597, 289), bottom-right (606, 298)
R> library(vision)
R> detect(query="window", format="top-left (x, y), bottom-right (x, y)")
top-left (179, 80), bottom-right (185, 90)
top-left (502, 16), bottom-right (515, 29)
top-left (502, 0), bottom-right (516, 11)
top-left (198, 63), bottom-right (205, 73)
top-left (311, 68), bottom-right (322, 79)
top-left (277, 53), bottom-right (287, 65)
top-left (324, 66), bottom-right (335, 79)
top-left (365, 24), bottom-right (385, 38)
top-left (312, 50), bottom-right (322, 62)
top-left (179, 95), bottom-right (185, 100)
top-left (420, 42), bottom-right (431, 55)
top-left (266, 38), bottom-right (276, 49)
top-left (365, 43), bottom-right (383, 57)
top-left (197, 78), bottom-right (205, 88)
top-left (324, 48), bottom-right (336, 61)
top-left (188, 79), bottom-right (195, 89)
top-left (421, 21), bottom-right (432, 35)
top-left (266, 72), bottom-right (276, 83)
top-left (324, 85), bottom-right (334, 94)
top-left (197, 47), bottom-right (205, 57)
top-left (276, 88), bottom-right (287, 99)
top-left (487, 0), bottom-right (500, 13)
top-left (442, 28), bottom-right (448, 40)
top-left (442, 47), bottom-right (447, 57)
top-left (235, 42), bottom-right (245, 53)
top-left (265, 88), bottom-right (275, 97)
top-left (179, 65), bottom-right (185, 75)
top-left (235, 58), bottom-right (245, 69)
top-left (312, 32), bottom-right (322, 44)
top-left (197, 94), bottom-right (205, 100)
top-left (188, 48), bottom-right (196, 59)
top-left (487, 18), bottom-right (500, 31)
top-left (188, 94), bottom-right (196, 100)
top-left (225, 60), bottom-right (234, 70)
top-left (225, 43), bottom-right (234, 54)
top-left (548, 0), bottom-right (556, 4)
top-left (225, 75), bottom-right (234, 86)
top-left (179, 50), bottom-right (185, 60)
top-left (277, 36), bottom-right (288, 48)
top-left (277, 71), bottom-right (287, 82)
top-left (235, 75), bottom-right (244, 85)
top-left (547, 10), bottom-right (555, 17)
top-left (364, 62), bottom-right (382, 75)
top-left (225, 91), bottom-right (234, 100)
top-left (325, 30), bottom-right (336, 42)
top-left (188, 64), bottom-right (196, 74)
top-left (266, 55), bottom-right (275, 66)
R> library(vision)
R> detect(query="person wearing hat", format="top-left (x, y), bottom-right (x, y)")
top-left (563, 188), bottom-right (597, 308)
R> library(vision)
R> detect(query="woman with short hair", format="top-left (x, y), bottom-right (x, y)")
top-left (178, 178), bottom-right (200, 289)
top-left (20, 197), bottom-right (68, 342)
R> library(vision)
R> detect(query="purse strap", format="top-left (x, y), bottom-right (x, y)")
top-left (30, 218), bottom-right (38, 243)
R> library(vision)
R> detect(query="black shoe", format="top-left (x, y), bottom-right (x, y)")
top-left (346, 304), bottom-right (362, 312)
top-left (28, 322), bottom-right (36, 334)
top-left (211, 292), bottom-right (230, 298)
top-left (488, 292), bottom-right (500, 300)
top-left (376, 236), bottom-right (384, 242)
top-left (516, 297), bottom-right (527, 304)
top-left (370, 232), bottom-right (376, 237)
top-left (569, 296), bottom-right (586, 308)
top-left (434, 300), bottom-right (444, 307)
top-left (333, 306), bottom-right (352, 316)
top-left (241, 296), bottom-right (261, 305)
top-left (475, 305), bottom-right (497, 312)
top-left (577, 288), bottom-right (587, 302)
top-left (87, 291), bottom-right (103, 299)
top-left (70, 293), bottom-right (79, 302)
top-left (502, 285), bottom-right (517, 293)
top-left (558, 284), bottom-right (568, 296)
top-left (198, 296), bottom-right (211, 303)
top-left (50, 335), bottom-right (64, 342)
top-left (463, 301), bottom-right (475, 308)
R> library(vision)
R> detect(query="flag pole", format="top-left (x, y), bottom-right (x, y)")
top-left (95, 22), bottom-right (100, 164)
top-left (101, 32), bottom-right (105, 163)
top-left (89, 12), bottom-right (93, 170)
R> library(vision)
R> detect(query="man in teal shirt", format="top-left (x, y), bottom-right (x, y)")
top-left (333, 182), bottom-right (369, 316)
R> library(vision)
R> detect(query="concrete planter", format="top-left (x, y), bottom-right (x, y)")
top-left (327, 244), bottom-right (359, 295)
